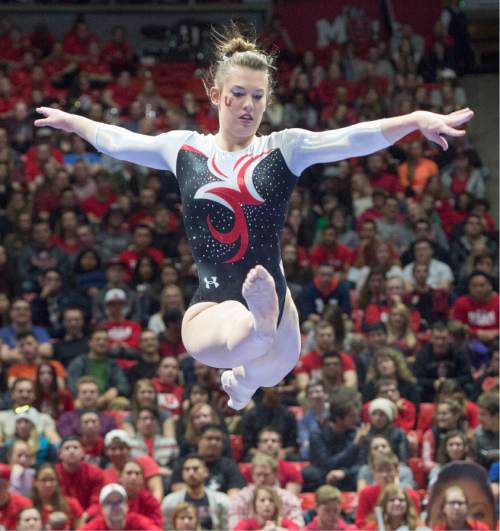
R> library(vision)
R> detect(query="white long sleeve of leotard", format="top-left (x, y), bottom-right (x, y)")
top-left (92, 123), bottom-right (191, 172)
top-left (280, 119), bottom-right (391, 176)
top-left (91, 119), bottom-right (391, 177)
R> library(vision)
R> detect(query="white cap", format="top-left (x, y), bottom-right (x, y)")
top-left (104, 429), bottom-right (132, 448)
top-left (14, 406), bottom-right (37, 425)
top-left (99, 483), bottom-right (127, 504)
top-left (104, 288), bottom-right (127, 304)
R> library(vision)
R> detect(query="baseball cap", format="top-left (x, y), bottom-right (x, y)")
top-left (104, 288), bottom-right (127, 304)
top-left (0, 464), bottom-right (10, 482)
top-left (315, 485), bottom-right (341, 505)
top-left (104, 429), bottom-right (132, 448)
top-left (99, 483), bottom-right (127, 504)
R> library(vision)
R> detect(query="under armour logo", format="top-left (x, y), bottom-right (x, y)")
top-left (204, 276), bottom-right (219, 289)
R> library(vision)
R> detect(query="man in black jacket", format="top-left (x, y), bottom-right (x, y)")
top-left (414, 322), bottom-right (474, 401)
top-left (303, 387), bottom-right (368, 492)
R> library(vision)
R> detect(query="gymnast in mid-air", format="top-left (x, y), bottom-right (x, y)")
top-left (35, 25), bottom-right (473, 410)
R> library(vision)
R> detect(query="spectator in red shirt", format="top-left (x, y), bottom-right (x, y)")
top-left (102, 71), bottom-right (139, 112)
top-left (296, 320), bottom-right (357, 394)
top-left (55, 436), bottom-right (104, 512)
top-left (152, 356), bottom-right (184, 417)
top-left (80, 483), bottom-right (161, 531)
top-left (102, 288), bottom-right (141, 366)
top-left (364, 483), bottom-right (423, 531)
top-left (63, 20), bottom-right (97, 62)
top-left (309, 226), bottom-right (353, 272)
top-left (366, 152), bottom-right (403, 197)
top-left (453, 271), bottom-right (499, 344)
top-left (80, 169), bottom-right (118, 223)
top-left (80, 409), bottom-right (104, 466)
top-left (118, 224), bottom-right (164, 280)
top-left (117, 460), bottom-right (163, 528)
top-left (0, 463), bottom-right (32, 530)
top-left (241, 428), bottom-right (302, 495)
top-left (128, 187), bottom-right (158, 228)
top-left (306, 485), bottom-right (356, 530)
top-left (101, 25), bottom-right (133, 75)
top-left (32, 463), bottom-right (83, 530)
top-left (103, 429), bottom-right (164, 503)
top-left (233, 485), bottom-right (300, 531)
top-left (355, 453), bottom-right (420, 529)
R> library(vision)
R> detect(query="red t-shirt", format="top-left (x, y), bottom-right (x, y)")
top-left (242, 460), bottom-right (303, 488)
top-left (55, 462), bottom-right (104, 510)
top-left (127, 489), bottom-right (163, 528)
top-left (151, 379), bottom-right (184, 416)
top-left (294, 350), bottom-right (355, 380)
top-left (81, 194), bottom-right (118, 220)
top-left (80, 512), bottom-right (162, 531)
top-left (356, 484), bottom-right (420, 529)
top-left (432, 518), bottom-right (490, 530)
top-left (40, 496), bottom-right (83, 530)
top-left (234, 518), bottom-right (300, 531)
top-left (453, 293), bottom-right (500, 335)
top-left (306, 516), bottom-right (356, 530)
top-left (102, 455), bottom-right (160, 485)
top-left (0, 493), bottom-right (32, 530)
top-left (369, 172), bottom-right (403, 196)
top-left (103, 320), bottom-right (142, 350)
top-left (309, 243), bottom-right (353, 271)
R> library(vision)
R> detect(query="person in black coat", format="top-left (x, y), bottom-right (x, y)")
top-left (414, 322), bottom-right (474, 402)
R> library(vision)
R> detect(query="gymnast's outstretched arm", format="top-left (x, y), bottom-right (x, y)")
top-left (285, 108), bottom-right (474, 176)
top-left (34, 106), bottom-right (187, 171)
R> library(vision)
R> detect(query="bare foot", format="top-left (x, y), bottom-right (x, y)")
top-left (242, 265), bottom-right (279, 339)
top-left (221, 368), bottom-right (255, 411)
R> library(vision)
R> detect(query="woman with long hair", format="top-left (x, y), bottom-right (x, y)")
top-left (358, 268), bottom-right (386, 312)
top-left (131, 255), bottom-right (161, 326)
top-left (33, 362), bottom-right (74, 420)
top-left (428, 430), bottom-right (470, 487)
top-left (122, 379), bottom-right (175, 440)
top-left (422, 398), bottom-right (466, 472)
top-left (365, 483), bottom-right (423, 530)
top-left (386, 303), bottom-right (419, 363)
top-left (363, 347), bottom-right (418, 403)
top-left (234, 485), bottom-right (301, 530)
top-left (31, 463), bottom-right (83, 530)
top-left (35, 23), bottom-right (473, 409)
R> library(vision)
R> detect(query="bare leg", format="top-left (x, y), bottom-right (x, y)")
top-left (181, 265), bottom-right (279, 369)
top-left (221, 289), bottom-right (301, 410)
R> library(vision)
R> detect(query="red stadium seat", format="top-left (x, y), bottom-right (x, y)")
top-left (238, 462), bottom-right (252, 476)
top-left (230, 434), bottom-right (244, 462)
top-left (299, 492), bottom-right (316, 511)
top-left (341, 492), bottom-right (358, 514)
top-left (289, 461), bottom-right (310, 473)
top-left (417, 403), bottom-right (435, 431)
top-left (408, 457), bottom-right (428, 490)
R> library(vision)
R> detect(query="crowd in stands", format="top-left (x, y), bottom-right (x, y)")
top-left (0, 7), bottom-right (498, 531)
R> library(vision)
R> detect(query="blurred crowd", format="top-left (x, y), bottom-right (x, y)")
top-left (0, 8), bottom-right (498, 531)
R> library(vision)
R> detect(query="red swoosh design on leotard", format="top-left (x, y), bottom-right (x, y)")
top-left (182, 144), bottom-right (271, 263)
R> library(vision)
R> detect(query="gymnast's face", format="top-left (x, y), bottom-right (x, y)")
top-left (211, 66), bottom-right (268, 144)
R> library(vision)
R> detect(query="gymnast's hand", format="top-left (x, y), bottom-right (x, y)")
top-left (34, 107), bottom-right (74, 133)
top-left (414, 108), bottom-right (474, 150)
